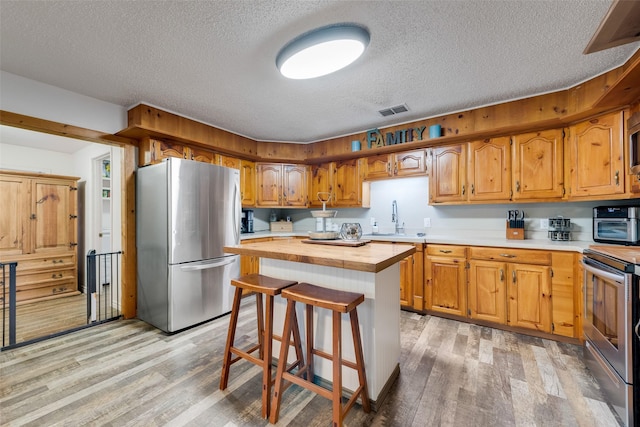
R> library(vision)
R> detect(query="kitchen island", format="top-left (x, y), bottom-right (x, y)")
top-left (224, 238), bottom-right (415, 408)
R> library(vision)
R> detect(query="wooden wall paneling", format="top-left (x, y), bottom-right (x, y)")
top-left (255, 141), bottom-right (307, 162)
top-left (121, 144), bottom-right (137, 319)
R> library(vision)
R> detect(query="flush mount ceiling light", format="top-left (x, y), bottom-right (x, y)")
top-left (276, 23), bottom-right (370, 79)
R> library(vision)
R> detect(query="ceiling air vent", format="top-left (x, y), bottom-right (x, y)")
top-left (584, 0), bottom-right (640, 54)
top-left (379, 104), bottom-right (409, 117)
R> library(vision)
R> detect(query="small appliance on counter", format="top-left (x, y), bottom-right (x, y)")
top-left (241, 209), bottom-right (254, 233)
top-left (593, 206), bottom-right (640, 245)
top-left (548, 216), bottom-right (572, 241)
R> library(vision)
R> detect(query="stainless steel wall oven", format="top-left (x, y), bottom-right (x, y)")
top-left (583, 249), bottom-right (639, 426)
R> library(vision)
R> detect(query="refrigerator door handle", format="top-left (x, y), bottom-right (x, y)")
top-left (180, 257), bottom-right (237, 272)
top-left (233, 182), bottom-right (241, 243)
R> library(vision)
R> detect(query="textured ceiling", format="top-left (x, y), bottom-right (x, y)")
top-left (1, 0), bottom-right (639, 144)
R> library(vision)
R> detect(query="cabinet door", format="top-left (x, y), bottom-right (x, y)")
top-left (394, 149), bottom-right (426, 177)
top-left (512, 129), bottom-right (564, 200)
top-left (219, 155), bottom-right (241, 169)
top-left (154, 139), bottom-right (187, 161)
top-left (399, 253), bottom-right (414, 308)
top-left (256, 163), bottom-right (282, 207)
top-left (468, 260), bottom-right (507, 324)
top-left (568, 111), bottom-right (624, 197)
top-left (309, 163), bottom-right (334, 207)
top-left (282, 164), bottom-right (308, 207)
top-left (364, 154), bottom-right (392, 180)
top-left (333, 159), bottom-right (362, 207)
top-left (189, 147), bottom-right (218, 164)
top-left (468, 137), bottom-right (511, 201)
top-left (0, 174), bottom-right (30, 256)
top-left (429, 144), bottom-right (467, 203)
top-left (507, 263), bottom-right (551, 332)
top-left (425, 255), bottom-right (466, 317)
top-left (32, 178), bottom-right (77, 254)
top-left (240, 160), bottom-right (256, 207)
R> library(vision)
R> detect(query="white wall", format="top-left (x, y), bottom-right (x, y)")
top-left (0, 143), bottom-right (74, 175)
top-left (0, 71), bottom-right (126, 133)
top-left (265, 176), bottom-right (632, 242)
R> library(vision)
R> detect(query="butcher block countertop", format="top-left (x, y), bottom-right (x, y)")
top-left (225, 239), bottom-right (416, 273)
top-left (589, 245), bottom-right (640, 265)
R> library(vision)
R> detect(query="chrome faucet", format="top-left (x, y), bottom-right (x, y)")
top-left (392, 200), bottom-right (404, 234)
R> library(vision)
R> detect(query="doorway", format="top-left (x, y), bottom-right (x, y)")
top-left (0, 127), bottom-right (124, 349)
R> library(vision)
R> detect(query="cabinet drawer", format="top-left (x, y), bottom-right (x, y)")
top-left (16, 268), bottom-right (76, 288)
top-left (17, 281), bottom-right (77, 302)
top-left (7, 253), bottom-right (76, 272)
top-left (469, 247), bottom-right (551, 265)
top-left (426, 244), bottom-right (467, 258)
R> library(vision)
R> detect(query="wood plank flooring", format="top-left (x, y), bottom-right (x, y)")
top-left (0, 298), bottom-right (622, 426)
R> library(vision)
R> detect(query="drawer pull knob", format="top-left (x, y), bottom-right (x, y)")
top-left (52, 273), bottom-right (63, 278)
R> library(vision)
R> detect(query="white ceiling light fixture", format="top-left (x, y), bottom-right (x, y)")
top-left (276, 23), bottom-right (370, 79)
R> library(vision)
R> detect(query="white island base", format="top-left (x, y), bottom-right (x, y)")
top-left (261, 258), bottom-right (401, 408)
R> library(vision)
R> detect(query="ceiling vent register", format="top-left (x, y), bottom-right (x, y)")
top-left (379, 104), bottom-right (409, 117)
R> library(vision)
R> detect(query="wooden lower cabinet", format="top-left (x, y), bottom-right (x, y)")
top-left (425, 245), bottom-right (467, 317)
top-left (507, 263), bottom-right (552, 333)
top-left (399, 243), bottom-right (424, 310)
top-left (427, 244), bottom-right (576, 340)
top-left (468, 259), bottom-right (507, 324)
top-left (399, 253), bottom-right (414, 308)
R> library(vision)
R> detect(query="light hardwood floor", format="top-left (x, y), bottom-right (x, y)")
top-left (0, 297), bottom-right (622, 426)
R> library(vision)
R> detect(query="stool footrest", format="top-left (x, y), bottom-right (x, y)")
top-left (312, 348), bottom-right (359, 371)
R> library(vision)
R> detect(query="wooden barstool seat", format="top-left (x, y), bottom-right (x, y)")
top-left (219, 274), bottom-right (303, 419)
top-left (269, 282), bottom-right (371, 426)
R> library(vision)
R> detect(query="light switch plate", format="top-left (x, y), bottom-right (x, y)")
top-left (370, 217), bottom-right (376, 226)
top-left (540, 219), bottom-right (548, 229)
top-left (424, 218), bottom-right (431, 228)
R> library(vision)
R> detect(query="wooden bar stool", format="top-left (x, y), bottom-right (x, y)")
top-left (269, 283), bottom-right (371, 426)
top-left (219, 274), bottom-right (303, 419)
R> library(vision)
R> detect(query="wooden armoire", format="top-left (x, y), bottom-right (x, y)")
top-left (0, 170), bottom-right (79, 304)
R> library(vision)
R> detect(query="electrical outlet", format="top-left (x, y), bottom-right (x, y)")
top-left (370, 217), bottom-right (376, 226)
top-left (540, 219), bottom-right (548, 230)
top-left (423, 218), bottom-right (431, 228)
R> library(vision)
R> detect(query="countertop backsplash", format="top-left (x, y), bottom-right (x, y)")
top-left (249, 176), bottom-right (632, 243)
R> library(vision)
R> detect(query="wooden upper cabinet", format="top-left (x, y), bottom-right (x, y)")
top-left (467, 137), bottom-right (511, 201)
top-left (282, 164), bottom-right (308, 207)
top-left (219, 155), bottom-right (241, 169)
top-left (364, 154), bottom-right (392, 180)
top-left (333, 159), bottom-right (363, 207)
top-left (394, 149), bottom-right (427, 177)
top-left (309, 163), bottom-right (334, 207)
top-left (512, 129), bottom-right (564, 201)
top-left (364, 150), bottom-right (426, 180)
top-left (256, 163), bottom-right (281, 207)
top-left (256, 163), bottom-right (308, 208)
top-left (567, 111), bottom-right (624, 198)
top-left (189, 147), bottom-right (217, 164)
top-left (429, 144), bottom-right (467, 203)
top-left (240, 160), bottom-right (256, 207)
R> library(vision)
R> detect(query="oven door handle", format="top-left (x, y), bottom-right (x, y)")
top-left (581, 261), bottom-right (625, 284)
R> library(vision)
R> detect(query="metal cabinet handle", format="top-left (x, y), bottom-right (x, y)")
top-left (462, 185), bottom-right (466, 195)
top-left (439, 249), bottom-right (452, 254)
top-left (500, 269), bottom-right (504, 281)
top-left (516, 180), bottom-right (520, 192)
top-left (615, 170), bottom-right (619, 185)
top-left (471, 183), bottom-right (475, 194)
top-left (500, 253), bottom-right (516, 258)
top-left (512, 270), bottom-right (516, 283)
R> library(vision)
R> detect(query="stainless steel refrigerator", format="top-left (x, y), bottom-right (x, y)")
top-left (136, 157), bottom-right (240, 332)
